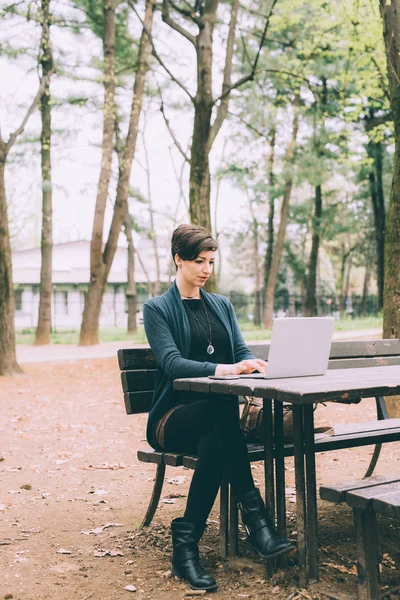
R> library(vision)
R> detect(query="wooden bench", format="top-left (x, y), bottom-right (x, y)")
top-left (118, 338), bottom-right (400, 557)
top-left (320, 475), bottom-right (400, 600)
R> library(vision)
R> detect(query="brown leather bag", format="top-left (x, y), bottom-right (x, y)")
top-left (240, 396), bottom-right (294, 443)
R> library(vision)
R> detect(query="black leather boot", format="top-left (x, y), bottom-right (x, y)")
top-left (171, 518), bottom-right (217, 591)
top-left (237, 488), bottom-right (296, 559)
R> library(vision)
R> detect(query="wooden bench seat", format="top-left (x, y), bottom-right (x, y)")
top-left (320, 476), bottom-right (400, 600)
top-left (118, 338), bottom-right (400, 558)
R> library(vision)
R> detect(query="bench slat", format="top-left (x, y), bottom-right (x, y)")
top-left (346, 481), bottom-right (400, 511)
top-left (372, 491), bottom-right (400, 518)
top-left (118, 340), bottom-right (400, 374)
top-left (177, 424), bottom-right (400, 471)
top-left (328, 339), bottom-right (400, 359)
top-left (333, 418), bottom-right (400, 436)
top-left (124, 391), bottom-right (153, 414)
top-left (137, 449), bottom-right (163, 464)
top-left (121, 370), bottom-right (156, 393)
top-left (320, 475), bottom-right (400, 503)
top-left (118, 348), bottom-right (157, 370)
top-left (328, 356), bottom-right (400, 370)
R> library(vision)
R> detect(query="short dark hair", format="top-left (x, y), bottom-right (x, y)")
top-left (171, 224), bottom-right (218, 266)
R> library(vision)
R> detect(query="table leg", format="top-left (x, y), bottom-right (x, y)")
top-left (303, 403), bottom-right (319, 581)
top-left (274, 399), bottom-right (286, 537)
top-left (263, 398), bottom-right (275, 523)
top-left (292, 404), bottom-right (307, 587)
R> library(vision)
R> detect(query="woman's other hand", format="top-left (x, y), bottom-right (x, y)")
top-left (215, 359), bottom-right (267, 376)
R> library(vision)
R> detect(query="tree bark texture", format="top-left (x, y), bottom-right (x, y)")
top-left (142, 129), bottom-right (161, 295)
top-left (80, 0), bottom-right (154, 345)
top-left (380, 0), bottom-right (400, 340)
top-left (263, 97), bottom-right (300, 329)
top-left (360, 265), bottom-right (370, 317)
top-left (124, 212), bottom-right (137, 334)
top-left (79, 0), bottom-right (116, 345)
top-left (367, 140), bottom-right (385, 311)
top-left (35, 0), bottom-right (54, 345)
top-left (0, 159), bottom-right (21, 375)
top-left (264, 128), bottom-right (276, 294)
top-left (189, 4), bottom-right (217, 232)
top-left (304, 184), bottom-right (322, 317)
top-left (0, 57), bottom-right (52, 374)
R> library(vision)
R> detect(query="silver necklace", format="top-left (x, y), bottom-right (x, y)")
top-left (184, 299), bottom-right (215, 355)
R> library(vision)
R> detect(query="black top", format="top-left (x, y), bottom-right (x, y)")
top-left (182, 299), bottom-right (231, 364)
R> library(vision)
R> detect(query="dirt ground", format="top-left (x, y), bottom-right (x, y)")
top-left (1, 357), bottom-right (400, 600)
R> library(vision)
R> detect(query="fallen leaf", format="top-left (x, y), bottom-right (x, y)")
top-left (322, 561), bottom-right (357, 575)
top-left (93, 549), bottom-right (124, 557)
top-left (81, 523), bottom-right (122, 535)
top-left (166, 476), bottom-right (186, 485)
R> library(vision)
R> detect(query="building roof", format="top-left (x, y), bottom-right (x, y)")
top-left (12, 239), bottom-right (172, 285)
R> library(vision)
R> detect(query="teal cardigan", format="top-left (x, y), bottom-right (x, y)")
top-left (143, 281), bottom-right (254, 449)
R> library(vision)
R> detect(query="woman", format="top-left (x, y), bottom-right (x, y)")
top-left (143, 224), bottom-right (295, 592)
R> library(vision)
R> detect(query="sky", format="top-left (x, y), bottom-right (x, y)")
top-left (0, 1), bottom-right (250, 252)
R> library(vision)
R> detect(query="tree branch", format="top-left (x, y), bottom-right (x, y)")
top-left (158, 86), bottom-right (190, 163)
top-left (211, 0), bottom-right (278, 107)
top-left (128, 0), bottom-right (194, 103)
top-left (5, 67), bottom-right (55, 154)
top-left (169, 0), bottom-right (203, 26)
top-left (162, 0), bottom-right (196, 46)
top-left (208, 0), bottom-right (240, 147)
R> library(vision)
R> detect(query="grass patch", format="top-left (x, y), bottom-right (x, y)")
top-left (16, 327), bottom-right (148, 345)
top-left (16, 316), bottom-right (382, 346)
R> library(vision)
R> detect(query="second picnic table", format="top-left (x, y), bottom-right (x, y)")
top-left (174, 365), bottom-right (400, 586)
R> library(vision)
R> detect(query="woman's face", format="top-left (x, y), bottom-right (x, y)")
top-left (175, 250), bottom-right (216, 288)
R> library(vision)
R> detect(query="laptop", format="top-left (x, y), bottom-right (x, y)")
top-left (238, 316), bottom-right (334, 380)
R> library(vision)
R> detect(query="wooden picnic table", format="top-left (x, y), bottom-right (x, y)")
top-left (174, 365), bottom-right (400, 586)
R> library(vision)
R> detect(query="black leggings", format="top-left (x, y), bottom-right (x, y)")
top-left (163, 395), bottom-right (255, 528)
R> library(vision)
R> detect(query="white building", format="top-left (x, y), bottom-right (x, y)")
top-left (12, 239), bottom-right (172, 330)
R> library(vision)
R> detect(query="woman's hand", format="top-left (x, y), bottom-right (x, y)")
top-left (215, 359), bottom-right (267, 376)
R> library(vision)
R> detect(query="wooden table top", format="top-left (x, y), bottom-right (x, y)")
top-left (173, 365), bottom-right (400, 405)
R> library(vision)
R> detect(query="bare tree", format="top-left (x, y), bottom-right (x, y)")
top-left (79, 0), bottom-right (116, 345)
top-left (79, 0), bottom-right (155, 345)
top-left (138, 0), bottom-right (275, 233)
top-left (35, 0), bottom-right (55, 345)
top-left (380, 0), bottom-right (400, 340)
top-left (0, 71), bottom-right (54, 375)
top-left (263, 94), bottom-right (300, 328)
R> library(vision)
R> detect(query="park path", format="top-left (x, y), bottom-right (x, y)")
top-left (15, 328), bottom-right (382, 364)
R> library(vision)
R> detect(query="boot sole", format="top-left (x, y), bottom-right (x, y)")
top-left (249, 542), bottom-right (297, 560)
top-left (171, 566), bottom-right (218, 592)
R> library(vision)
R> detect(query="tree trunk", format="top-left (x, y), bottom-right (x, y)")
top-left (0, 159), bottom-right (22, 375)
top-left (35, 0), bottom-right (54, 345)
top-left (263, 97), bottom-right (300, 329)
top-left (380, 0), bottom-right (400, 341)
top-left (263, 128), bottom-right (276, 293)
top-left (124, 212), bottom-right (137, 334)
top-left (304, 184), bottom-right (322, 317)
top-left (316, 256), bottom-right (323, 316)
top-left (80, 0), bottom-right (154, 345)
top-left (360, 265), bottom-right (370, 317)
top-left (287, 266), bottom-right (296, 317)
top-left (250, 209), bottom-right (261, 326)
top-left (142, 128), bottom-right (161, 295)
top-left (367, 140), bottom-right (385, 311)
top-left (79, 0), bottom-right (116, 346)
top-left (189, 7), bottom-right (215, 231)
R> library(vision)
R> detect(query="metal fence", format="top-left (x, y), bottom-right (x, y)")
top-left (228, 291), bottom-right (380, 324)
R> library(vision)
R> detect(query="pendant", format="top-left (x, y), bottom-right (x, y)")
top-left (207, 344), bottom-right (215, 355)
